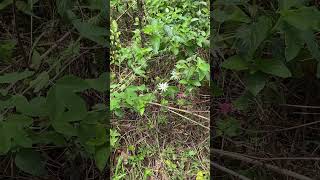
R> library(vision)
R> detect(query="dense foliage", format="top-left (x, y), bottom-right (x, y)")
top-left (111, 0), bottom-right (210, 179)
top-left (0, 0), bottom-right (108, 178)
top-left (213, 0), bottom-right (320, 179)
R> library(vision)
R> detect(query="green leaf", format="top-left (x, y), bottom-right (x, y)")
top-left (256, 59), bottom-right (292, 78)
top-left (51, 121), bottom-right (78, 137)
top-left (15, 149), bottom-right (47, 176)
top-left (72, 20), bottom-right (108, 46)
top-left (30, 50), bottom-right (41, 70)
top-left (16, 0), bottom-right (38, 17)
top-left (278, 0), bottom-right (304, 10)
top-left (0, 115), bottom-right (33, 150)
top-left (232, 92), bottom-right (253, 111)
top-left (280, 6), bottom-right (320, 31)
top-left (0, 0), bottom-right (13, 10)
top-left (221, 55), bottom-right (249, 71)
top-left (245, 72), bottom-right (267, 96)
top-left (85, 73), bottom-right (109, 92)
top-left (284, 25), bottom-right (303, 61)
top-left (151, 35), bottom-right (161, 53)
top-left (0, 70), bottom-right (34, 84)
top-left (56, 0), bottom-right (73, 17)
top-left (47, 87), bottom-right (87, 122)
top-left (0, 40), bottom-right (16, 61)
top-left (30, 72), bottom-right (49, 92)
top-left (300, 30), bottom-right (320, 61)
top-left (13, 95), bottom-right (48, 117)
top-left (236, 16), bottom-right (272, 56)
top-left (217, 117), bottom-right (241, 137)
top-left (56, 75), bottom-right (90, 92)
top-left (214, 5), bottom-right (250, 23)
top-left (0, 124), bottom-right (11, 154)
top-left (95, 145), bottom-right (109, 172)
top-left (46, 86), bottom-right (64, 122)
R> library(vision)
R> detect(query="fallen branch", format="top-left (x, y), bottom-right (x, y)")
top-left (168, 109), bottom-right (209, 130)
top-left (211, 161), bottom-right (251, 180)
top-left (149, 102), bottom-right (209, 121)
top-left (212, 148), bottom-right (314, 180)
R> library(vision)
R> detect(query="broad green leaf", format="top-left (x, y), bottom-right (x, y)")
top-left (46, 86), bottom-right (87, 122)
top-left (0, 115), bottom-right (33, 150)
top-left (245, 72), bottom-right (267, 96)
top-left (51, 121), bottom-right (78, 137)
top-left (221, 55), bottom-right (249, 70)
top-left (0, 124), bottom-right (11, 154)
top-left (72, 20), bottom-right (108, 46)
top-left (30, 72), bottom-right (49, 92)
top-left (256, 59), bottom-right (292, 78)
top-left (30, 131), bottom-right (66, 146)
top-left (0, 70), bottom-right (34, 84)
top-left (0, 98), bottom-right (14, 112)
top-left (15, 149), bottom-right (47, 176)
top-left (278, 0), bottom-right (305, 10)
top-left (300, 30), bottom-right (320, 61)
top-left (280, 6), bottom-right (320, 31)
top-left (236, 16), bottom-right (272, 56)
top-left (56, 75), bottom-right (90, 92)
top-left (85, 73), bottom-right (108, 92)
top-left (214, 6), bottom-right (250, 23)
top-left (0, 0), bottom-right (12, 10)
top-left (59, 91), bottom-right (87, 122)
top-left (86, 124), bottom-right (106, 146)
top-left (5, 114), bottom-right (33, 128)
top-left (94, 145), bottom-right (109, 172)
top-left (13, 95), bottom-right (48, 117)
top-left (284, 25), bottom-right (303, 61)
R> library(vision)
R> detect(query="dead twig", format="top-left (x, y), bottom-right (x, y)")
top-left (211, 161), bottom-right (251, 180)
top-left (12, 0), bottom-right (28, 67)
top-left (212, 148), bottom-right (314, 180)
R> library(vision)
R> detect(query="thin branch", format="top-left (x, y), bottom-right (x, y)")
top-left (280, 104), bottom-right (320, 109)
top-left (149, 102), bottom-right (210, 121)
top-left (211, 161), bottom-right (251, 180)
top-left (168, 109), bottom-right (209, 130)
top-left (242, 120), bottom-right (320, 133)
top-left (12, 0), bottom-right (28, 67)
top-left (212, 148), bottom-right (314, 180)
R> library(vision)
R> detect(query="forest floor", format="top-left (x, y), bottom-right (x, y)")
top-left (110, 0), bottom-right (210, 179)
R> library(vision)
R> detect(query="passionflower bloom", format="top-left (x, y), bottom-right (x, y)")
top-left (158, 82), bottom-right (169, 92)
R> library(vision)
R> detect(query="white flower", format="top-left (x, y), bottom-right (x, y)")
top-left (158, 82), bottom-right (169, 92)
top-left (170, 70), bottom-right (180, 80)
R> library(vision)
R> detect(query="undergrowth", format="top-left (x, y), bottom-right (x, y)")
top-left (0, 0), bottom-right (108, 179)
top-left (110, 0), bottom-right (210, 179)
top-left (213, 0), bottom-right (320, 179)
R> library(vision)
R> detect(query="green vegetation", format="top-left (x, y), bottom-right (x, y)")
top-left (213, 0), bottom-right (320, 179)
top-left (0, 0), bottom-right (108, 179)
top-left (111, 0), bottom-right (210, 179)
